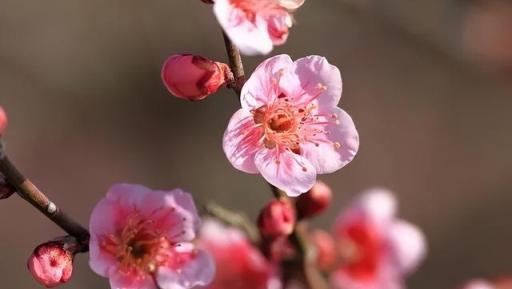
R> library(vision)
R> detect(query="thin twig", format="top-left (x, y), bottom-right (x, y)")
top-left (0, 142), bottom-right (90, 250)
top-left (222, 32), bottom-right (245, 96)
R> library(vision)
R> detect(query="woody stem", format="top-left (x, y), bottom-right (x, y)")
top-left (0, 142), bottom-right (90, 251)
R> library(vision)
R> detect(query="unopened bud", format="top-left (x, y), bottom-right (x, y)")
top-left (296, 180), bottom-right (332, 218)
top-left (27, 238), bottom-right (77, 288)
top-left (0, 106), bottom-right (7, 136)
top-left (312, 230), bottom-right (336, 271)
top-left (161, 54), bottom-right (231, 101)
top-left (0, 175), bottom-right (15, 199)
top-left (201, 0), bottom-right (214, 4)
top-left (258, 199), bottom-right (295, 238)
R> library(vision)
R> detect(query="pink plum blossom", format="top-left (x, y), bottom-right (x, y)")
top-left (89, 183), bottom-right (215, 289)
top-left (213, 0), bottom-right (305, 55)
top-left (331, 189), bottom-right (426, 289)
top-left (223, 55), bottom-right (359, 196)
top-left (199, 219), bottom-right (281, 289)
top-left (0, 106), bottom-right (7, 136)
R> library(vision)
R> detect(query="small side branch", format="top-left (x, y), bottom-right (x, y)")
top-left (0, 143), bottom-right (90, 249)
top-left (222, 32), bottom-right (245, 96)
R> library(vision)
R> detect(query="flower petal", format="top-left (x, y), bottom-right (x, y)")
top-left (241, 54), bottom-right (295, 110)
top-left (461, 280), bottom-right (495, 289)
top-left (159, 189), bottom-right (201, 242)
top-left (106, 183), bottom-right (152, 208)
top-left (223, 109), bottom-right (262, 174)
top-left (254, 148), bottom-right (316, 196)
top-left (387, 220), bottom-right (427, 275)
top-left (300, 107), bottom-right (359, 174)
top-left (214, 0), bottom-right (273, 56)
top-left (279, 0), bottom-right (305, 10)
top-left (156, 249), bottom-right (215, 289)
top-left (294, 56), bottom-right (342, 109)
top-left (109, 271), bottom-right (157, 289)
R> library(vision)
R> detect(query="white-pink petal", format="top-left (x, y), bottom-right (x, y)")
top-left (213, 0), bottom-right (273, 56)
top-left (223, 109), bottom-right (262, 174)
top-left (387, 220), bottom-right (427, 275)
top-left (293, 56), bottom-right (343, 109)
top-left (254, 148), bottom-right (316, 196)
top-left (109, 271), bottom-right (157, 289)
top-left (241, 54), bottom-right (295, 110)
top-left (300, 107), bottom-right (359, 174)
top-left (156, 250), bottom-right (215, 289)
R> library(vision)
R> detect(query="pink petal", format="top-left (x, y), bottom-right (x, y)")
top-left (279, 0), bottom-right (305, 10)
top-left (159, 189), bottom-right (201, 242)
top-left (354, 189), bottom-right (397, 225)
top-left (241, 55), bottom-right (295, 110)
top-left (293, 56), bottom-right (343, 109)
top-left (254, 148), bottom-right (316, 196)
top-left (300, 107), bottom-right (359, 174)
top-left (109, 271), bottom-right (157, 289)
top-left (214, 0), bottom-right (273, 56)
top-left (156, 249), bottom-right (215, 289)
top-left (387, 220), bottom-right (427, 275)
top-left (106, 183), bottom-right (152, 208)
top-left (88, 235), bottom-right (117, 277)
top-left (331, 269), bottom-right (404, 289)
top-left (222, 109), bottom-right (262, 174)
top-left (104, 184), bottom-right (200, 242)
top-left (460, 280), bottom-right (495, 289)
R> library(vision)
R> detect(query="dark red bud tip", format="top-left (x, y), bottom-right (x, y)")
top-left (161, 54), bottom-right (230, 101)
top-left (0, 106), bottom-right (7, 136)
top-left (201, 0), bottom-right (214, 3)
top-left (28, 240), bottom-right (75, 288)
top-left (296, 180), bottom-right (332, 219)
top-left (0, 175), bottom-right (15, 199)
top-left (258, 199), bottom-right (296, 239)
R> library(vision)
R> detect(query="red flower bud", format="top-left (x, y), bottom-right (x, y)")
top-left (258, 199), bottom-right (296, 238)
top-left (312, 230), bottom-right (336, 271)
top-left (0, 106), bottom-right (7, 136)
top-left (201, 0), bottom-right (214, 3)
top-left (296, 180), bottom-right (332, 219)
top-left (161, 54), bottom-right (231, 101)
top-left (0, 175), bottom-right (15, 199)
top-left (28, 240), bottom-right (75, 288)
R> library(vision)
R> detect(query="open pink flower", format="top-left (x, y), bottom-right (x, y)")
top-left (199, 219), bottom-right (281, 289)
top-left (331, 189), bottom-right (426, 289)
top-left (214, 0), bottom-right (305, 55)
top-left (89, 184), bottom-right (215, 289)
top-left (223, 55), bottom-right (359, 196)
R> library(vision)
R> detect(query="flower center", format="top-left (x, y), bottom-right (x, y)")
top-left (100, 212), bottom-right (170, 275)
top-left (337, 221), bottom-right (382, 281)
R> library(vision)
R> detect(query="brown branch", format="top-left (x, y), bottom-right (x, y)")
top-left (222, 32), bottom-right (245, 96)
top-left (0, 143), bottom-right (90, 250)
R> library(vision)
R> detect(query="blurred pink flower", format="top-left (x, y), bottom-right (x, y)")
top-left (89, 184), bottom-right (215, 289)
top-left (223, 55), bottom-right (359, 196)
top-left (331, 189), bottom-right (426, 289)
top-left (213, 0), bottom-right (304, 55)
top-left (27, 241), bottom-right (74, 288)
top-left (0, 106), bottom-right (7, 136)
top-left (460, 278), bottom-right (512, 289)
top-left (199, 219), bottom-right (281, 289)
top-left (258, 199), bottom-right (296, 238)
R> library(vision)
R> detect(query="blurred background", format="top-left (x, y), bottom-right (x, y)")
top-left (1, 0), bottom-right (511, 288)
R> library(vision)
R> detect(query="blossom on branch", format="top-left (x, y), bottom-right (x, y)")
top-left (89, 184), bottom-right (215, 289)
top-left (213, 0), bottom-right (305, 55)
top-left (331, 189), bottom-right (426, 289)
top-left (223, 55), bottom-right (359, 196)
top-left (199, 219), bottom-right (281, 289)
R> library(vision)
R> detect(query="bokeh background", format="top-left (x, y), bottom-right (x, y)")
top-left (1, 0), bottom-right (511, 288)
